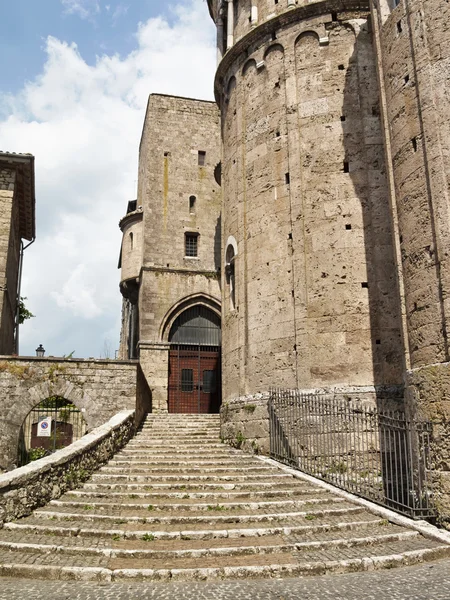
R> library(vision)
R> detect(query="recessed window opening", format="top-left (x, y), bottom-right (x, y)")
top-left (198, 151), bottom-right (206, 166)
top-left (276, 131), bottom-right (281, 137)
top-left (185, 233), bottom-right (199, 257)
top-left (404, 74), bottom-right (410, 84)
top-left (274, 0), bottom-right (278, 4)
top-left (189, 195), bottom-right (196, 213)
top-left (412, 137), bottom-right (417, 152)
top-left (345, 224), bottom-right (352, 230)
top-left (271, 31), bottom-right (277, 40)
top-left (332, 11), bottom-right (338, 21)
top-left (340, 115), bottom-right (346, 122)
top-left (181, 369), bottom-right (194, 392)
top-left (288, 232), bottom-right (293, 240)
top-left (226, 243), bottom-right (236, 311)
top-left (397, 20), bottom-right (402, 33)
top-left (361, 282), bottom-right (368, 288)
top-left (343, 161), bottom-right (349, 173)
top-left (376, 339), bottom-right (381, 345)
top-left (275, 80), bottom-right (280, 88)
top-left (285, 172), bottom-right (290, 184)
top-left (129, 231), bottom-right (134, 249)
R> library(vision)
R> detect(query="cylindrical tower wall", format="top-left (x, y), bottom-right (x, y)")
top-left (378, 0), bottom-right (450, 368)
top-left (119, 211), bottom-right (143, 283)
top-left (216, 1), bottom-right (404, 403)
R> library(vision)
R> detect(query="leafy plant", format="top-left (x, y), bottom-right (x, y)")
top-left (142, 533), bottom-right (155, 541)
top-left (18, 297), bottom-right (34, 324)
top-left (27, 447), bottom-right (47, 461)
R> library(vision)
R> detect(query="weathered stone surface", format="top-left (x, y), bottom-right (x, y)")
top-left (0, 356), bottom-right (148, 469)
top-left (0, 410), bottom-right (135, 523)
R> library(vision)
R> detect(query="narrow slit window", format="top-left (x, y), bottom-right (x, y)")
top-left (185, 233), bottom-right (199, 257)
top-left (343, 161), bottom-right (349, 173)
top-left (397, 20), bottom-right (402, 33)
top-left (129, 232), bottom-right (134, 249)
top-left (181, 369), bottom-right (194, 392)
top-left (285, 172), bottom-right (290, 184)
top-left (404, 74), bottom-right (409, 84)
top-left (198, 151), bottom-right (206, 166)
top-left (412, 137), bottom-right (417, 152)
top-left (189, 195), bottom-right (196, 214)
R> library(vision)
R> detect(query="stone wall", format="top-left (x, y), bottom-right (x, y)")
top-left (377, 0), bottom-right (450, 369)
top-left (221, 385), bottom-right (404, 456)
top-left (405, 363), bottom-right (450, 527)
top-left (0, 410), bottom-right (135, 524)
top-left (133, 94), bottom-right (222, 410)
top-left (0, 356), bottom-right (148, 469)
top-left (215, 1), bottom-right (404, 404)
top-left (0, 169), bottom-right (19, 355)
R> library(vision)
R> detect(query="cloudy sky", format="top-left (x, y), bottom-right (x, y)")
top-left (0, 0), bottom-right (216, 358)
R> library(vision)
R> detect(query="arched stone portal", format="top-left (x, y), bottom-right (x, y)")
top-left (167, 305), bottom-right (221, 413)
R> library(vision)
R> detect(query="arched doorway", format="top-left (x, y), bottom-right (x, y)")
top-left (167, 305), bottom-right (221, 413)
top-left (18, 396), bottom-right (87, 465)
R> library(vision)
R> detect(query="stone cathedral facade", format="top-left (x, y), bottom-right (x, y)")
top-left (119, 0), bottom-right (450, 452)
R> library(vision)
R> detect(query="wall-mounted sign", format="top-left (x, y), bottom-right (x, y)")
top-left (37, 417), bottom-right (52, 437)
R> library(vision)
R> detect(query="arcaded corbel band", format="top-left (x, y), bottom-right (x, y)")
top-left (226, 0), bottom-right (234, 50)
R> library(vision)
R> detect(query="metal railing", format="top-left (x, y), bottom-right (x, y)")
top-left (18, 396), bottom-right (87, 466)
top-left (269, 389), bottom-right (434, 519)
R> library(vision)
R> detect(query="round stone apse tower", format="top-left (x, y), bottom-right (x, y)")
top-left (208, 0), bottom-right (406, 406)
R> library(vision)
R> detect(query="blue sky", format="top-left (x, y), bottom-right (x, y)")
top-left (0, 0), bottom-right (216, 358)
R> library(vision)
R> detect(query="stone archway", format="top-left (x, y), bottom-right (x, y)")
top-left (167, 304), bottom-right (222, 414)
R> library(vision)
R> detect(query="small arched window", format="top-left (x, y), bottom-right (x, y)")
top-left (129, 231), bottom-right (134, 250)
top-left (189, 195), bottom-right (196, 214)
top-left (225, 242), bottom-right (236, 311)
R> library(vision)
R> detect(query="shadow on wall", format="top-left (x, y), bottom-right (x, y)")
top-left (341, 23), bottom-right (405, 398)
top-left (214, 214), bottom-right (222, 288)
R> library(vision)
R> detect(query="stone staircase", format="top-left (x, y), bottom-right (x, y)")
top-left (0, 414), bottom-right (449, 581)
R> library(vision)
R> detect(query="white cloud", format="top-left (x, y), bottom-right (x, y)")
top-left (61, 0), bottom-right (101, 19)
top-left (1, 0), bottom-right (216, 358)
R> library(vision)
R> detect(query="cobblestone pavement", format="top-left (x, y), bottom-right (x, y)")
top-left (0, 558), bottom-right (449, 599)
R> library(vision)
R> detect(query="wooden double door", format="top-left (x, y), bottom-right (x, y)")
top-left (168, 345), bottom-right (221, 413)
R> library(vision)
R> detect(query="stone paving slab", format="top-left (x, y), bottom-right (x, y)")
top-left (0, 558), bottom-right (449, 599)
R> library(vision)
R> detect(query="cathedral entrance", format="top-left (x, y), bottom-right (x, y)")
top-left (167, 305), bottom-right (221, 413)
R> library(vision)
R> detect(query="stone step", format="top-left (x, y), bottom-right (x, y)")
top-left (2, 412), bottom-right (448, 584)
top-left (48, 496), bottom-right (341, 513)
top-left (64, 486), bottom-right (325, 501)
top-left (97, 466), bottom-right (275, 475)
top-left (106, 459), bottom-right (254, 467)
top-left (0, 527), bottom-right (421, 559)
top-left (80, 481), bottom-right (314, 491)
top-left (32, 502), bottom-right (363, 525)
top-left (2, 515), bottom-right (392, 541)
top-left (0, 539), bottom-right (448, 582)
top-left (89, 473), bottom-right (295, 483)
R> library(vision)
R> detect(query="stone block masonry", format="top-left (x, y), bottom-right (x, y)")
top-left (0, 410), bottom-right (135, 523)
top-left (0, 356), bottom-right (151, 470)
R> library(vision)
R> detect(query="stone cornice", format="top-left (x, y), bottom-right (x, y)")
top-left (214, 0), bottom-right (370, 103)
top-left (141, 266), bottom-right (220, 278)
top-left (119, 209), bottom-right (143, 231)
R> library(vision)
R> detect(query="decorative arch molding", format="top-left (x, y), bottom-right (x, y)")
top-left (6, 381), bottom-right (94, 433)
top-left (294, 29), bottom-right (321, 47)
top-left (242, 58), bottom-right (257, 76)
top-left (263, 42), bottom-right (285, 60)
top-left (225, 235), bottom-right (238, 262)
top-left (226, 75), bottom-right (237, 96)
top-left (160, 293), bottom-right (221, 342)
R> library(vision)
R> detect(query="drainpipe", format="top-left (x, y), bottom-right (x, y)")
top-left (14, 237), bottom-right (35, 355)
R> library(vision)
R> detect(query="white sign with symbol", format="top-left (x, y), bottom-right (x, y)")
top-left (37, 417), bottom-right (52, 437)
